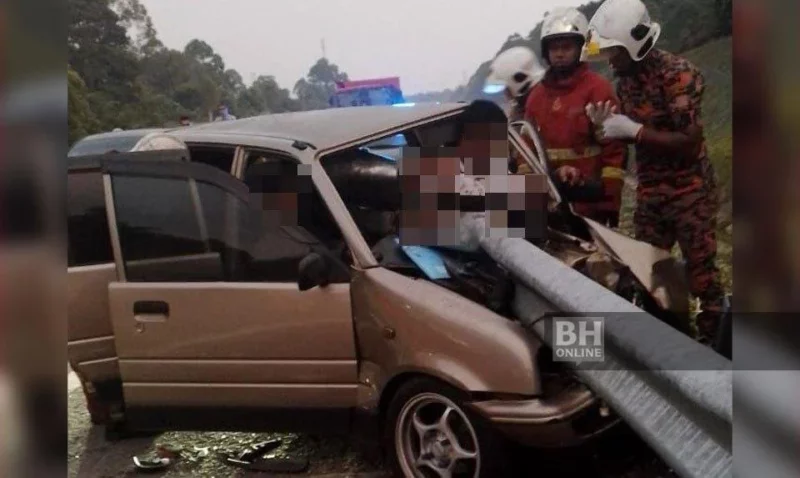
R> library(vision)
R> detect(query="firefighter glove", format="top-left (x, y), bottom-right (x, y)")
top-left (598, 114), bottom-right (643, 140)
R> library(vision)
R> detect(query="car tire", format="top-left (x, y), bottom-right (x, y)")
top-left (384, 377), bottom-right (510, 477)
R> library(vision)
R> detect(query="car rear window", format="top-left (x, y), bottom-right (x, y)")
top-left (68, 134), bottom-right (145, 157)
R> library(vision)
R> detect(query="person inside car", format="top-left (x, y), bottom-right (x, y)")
top-left (398, 100), bottom-right (546, 252)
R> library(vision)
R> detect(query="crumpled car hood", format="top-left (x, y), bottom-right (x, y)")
top-left (582, 217), bottom-right (690, 315)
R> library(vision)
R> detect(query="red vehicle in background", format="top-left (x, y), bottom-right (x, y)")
top-left (329, 76), bottom-right (407, 107)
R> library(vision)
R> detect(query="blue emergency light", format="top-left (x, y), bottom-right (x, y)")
top-left (482, 84), bottom-right (505, 95)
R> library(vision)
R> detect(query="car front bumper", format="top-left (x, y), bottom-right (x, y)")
top-left (468, 384), bottom-right (619, 448)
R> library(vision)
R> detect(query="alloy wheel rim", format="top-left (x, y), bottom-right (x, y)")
top-left (395, 392), bottom-right (480, 478)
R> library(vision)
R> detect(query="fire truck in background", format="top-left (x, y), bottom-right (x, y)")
top-left (329, 76), bottom-right (407, 107)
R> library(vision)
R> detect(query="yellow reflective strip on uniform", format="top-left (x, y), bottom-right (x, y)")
top-left (601, 167), bottom-right (625, 180)
top-left (546, 146), bottom-right (603, 161)
top-left (546, 149), bottom-right (577, 161)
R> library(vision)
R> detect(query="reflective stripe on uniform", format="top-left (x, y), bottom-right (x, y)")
top-left (601, 166), bottom-right (625, 180)
top-left (546, 146), bottom-right (603, 161)
top-left (516, 162), bottom-right (534, 175)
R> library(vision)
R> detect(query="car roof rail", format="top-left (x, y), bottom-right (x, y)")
top-left (292, 140), bottom-right (316, 151)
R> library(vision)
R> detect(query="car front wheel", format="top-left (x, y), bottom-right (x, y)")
top-left (384, 377), bottom-right (508, 477)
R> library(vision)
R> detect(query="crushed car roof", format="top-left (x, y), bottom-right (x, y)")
top-left (172, 103), bottom-right (466, 152)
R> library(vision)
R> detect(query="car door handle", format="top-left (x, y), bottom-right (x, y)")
top-left (133, 301), bottom-right (169, 323)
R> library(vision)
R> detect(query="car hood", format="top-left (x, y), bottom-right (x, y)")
top-left (582, 217), bottom-right (690, 314)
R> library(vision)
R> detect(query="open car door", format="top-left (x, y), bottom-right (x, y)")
top-left (68, 151), bottom-right (194, 391)
top-left (99, 157), bottom-right (358, 432)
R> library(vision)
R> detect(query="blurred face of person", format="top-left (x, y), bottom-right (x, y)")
top-left (606, 46), bottom-right (635, 76)
top-left (459, 122), bottom-right (509, 176)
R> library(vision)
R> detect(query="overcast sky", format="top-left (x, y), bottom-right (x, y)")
top-left (139, 0), bottom-right (586, 95)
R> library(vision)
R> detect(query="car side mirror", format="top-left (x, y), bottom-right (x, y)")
top-left (298, 252), bottom-right (331, 291)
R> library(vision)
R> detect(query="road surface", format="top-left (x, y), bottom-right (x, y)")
top-left (68, 366), bottom-right (675, 477)
top-left (68, 365), bottom-right (387, 477)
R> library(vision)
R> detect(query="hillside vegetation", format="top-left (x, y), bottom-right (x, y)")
top-left (68, 0), bottom-right (357, 144)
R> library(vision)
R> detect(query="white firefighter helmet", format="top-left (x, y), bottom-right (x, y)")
top-left (483, 46), bottom-right (546, 98)
top-left (585, 0), bottom-right (661, 62)
top-left (540, 7), bottom-right (590, 61)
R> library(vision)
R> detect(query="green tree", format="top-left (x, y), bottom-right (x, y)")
top-left (252, 75), bottom-right (297, 113)
top-left (118, 81), bottom-right (184, 127)
top-left (68, 0), bottom-right (137, 98)
top-left (184, 39), bottom-right (226, 74)
top-left (182, 39), bottom-right (232, 118)
top-left (68, 67), bottom-right (99, 145)
top-left (293, 78), bottom-right (328, 111)
top-left (138, 49), bottom-right (193, 96)
top-left (308, 58), bottom-right (348, 86)
top-left (221, 69), bottom-right (247, 111)
top-left (294, 58), bottom-right (349, 110)
top-left (111, 0), bottom-right (163, 57)
top-left (67, 0), bottom-right (334, 141)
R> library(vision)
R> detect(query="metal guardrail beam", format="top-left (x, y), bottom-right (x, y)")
top-left (516, 287), bottom-right (731, 478)
top-left (463, 216), bottom-right (733, 478)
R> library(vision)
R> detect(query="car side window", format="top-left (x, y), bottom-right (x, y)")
top-left (112, 175), bottom-right (219, 282)
top-left (241, 155), bottom-right (350, 283)
top-left (110, 161), bottom-right (350, 284)
top-left (187, 145), bottom-right (237, 174)
top-left (68, 170), bottom-right (114, 267)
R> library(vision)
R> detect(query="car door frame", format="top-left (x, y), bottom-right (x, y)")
top-left (68, 151), bottom-right (198, 387)
top-left (508, 123), bottom-right (563, 205)
top-left (100, 156), bottom-right (360, 434)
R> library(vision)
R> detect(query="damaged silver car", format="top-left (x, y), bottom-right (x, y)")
top-left (67, 101), bottom-right (692, 477)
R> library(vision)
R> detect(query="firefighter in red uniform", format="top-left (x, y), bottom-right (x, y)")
top-left (523, 7), bottom-right (626, 228)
